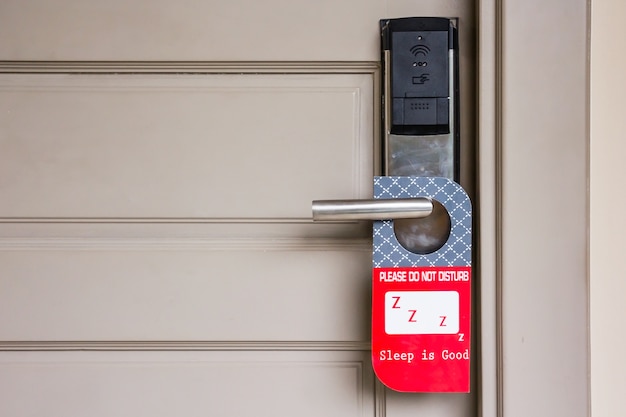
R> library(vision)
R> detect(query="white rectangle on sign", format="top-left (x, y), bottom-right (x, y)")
top-left (385, 291), bottom-right (459, 335)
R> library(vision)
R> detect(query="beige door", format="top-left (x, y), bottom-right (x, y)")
top-left (0, 0), bottom-right (587, 417)
top-left (0, 0), bottom-right (590, 416)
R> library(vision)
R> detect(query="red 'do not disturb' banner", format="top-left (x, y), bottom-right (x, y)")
top-left (372, 266), bottom-right (471, 393)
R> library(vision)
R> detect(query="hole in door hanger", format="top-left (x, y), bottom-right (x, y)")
top-left (393, 199), bottom-right (451, 254)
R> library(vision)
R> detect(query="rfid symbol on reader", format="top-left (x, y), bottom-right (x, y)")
top-left (410, 44), bottom-right (431, 56)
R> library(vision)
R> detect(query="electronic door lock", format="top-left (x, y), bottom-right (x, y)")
top-left (382, 17), bottom-right (454, 135)
top-left (312, 17), bottom-right (469, 393)
top-left (381, 17), bottom-right (460, 181)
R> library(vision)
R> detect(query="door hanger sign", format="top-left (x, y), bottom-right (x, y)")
top-left (372, 176), bottom-right (472, 393)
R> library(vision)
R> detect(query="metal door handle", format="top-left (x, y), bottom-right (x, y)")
top-left (312, 198), bottom-right (433, 221)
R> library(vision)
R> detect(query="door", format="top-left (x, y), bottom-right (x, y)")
top-left (0, 0), bottom-right (590, 416)
top-left (0, 0), bottom-right (588, 416)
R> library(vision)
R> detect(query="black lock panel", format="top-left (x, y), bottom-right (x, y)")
top-left (382, 17), bottom-right (456, 135)
top-left (391, 31), bottom-right (449, 99)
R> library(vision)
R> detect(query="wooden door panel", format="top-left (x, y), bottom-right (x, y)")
top-left (0, 73), bottom-right (372, 220)
top-left (0, 351), bottom-right (375, 417)
top-left (0, 0), bottom-right (386, 61)
top-left (0, 246), bottom-right (371, 342)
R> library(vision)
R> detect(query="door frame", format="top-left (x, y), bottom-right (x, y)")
top-left (478, 0), bottom-right (589, 416)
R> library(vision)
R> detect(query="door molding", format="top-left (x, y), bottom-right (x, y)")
top-left (0, 341), bottom-right (372, 351)
top-left (0, 61), bottom-right (379, 74)
top-left (477, 0), bottom-right (500, 414)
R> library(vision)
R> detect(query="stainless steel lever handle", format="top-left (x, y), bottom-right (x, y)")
top-left (312, 198), bottom-right (433, 221)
